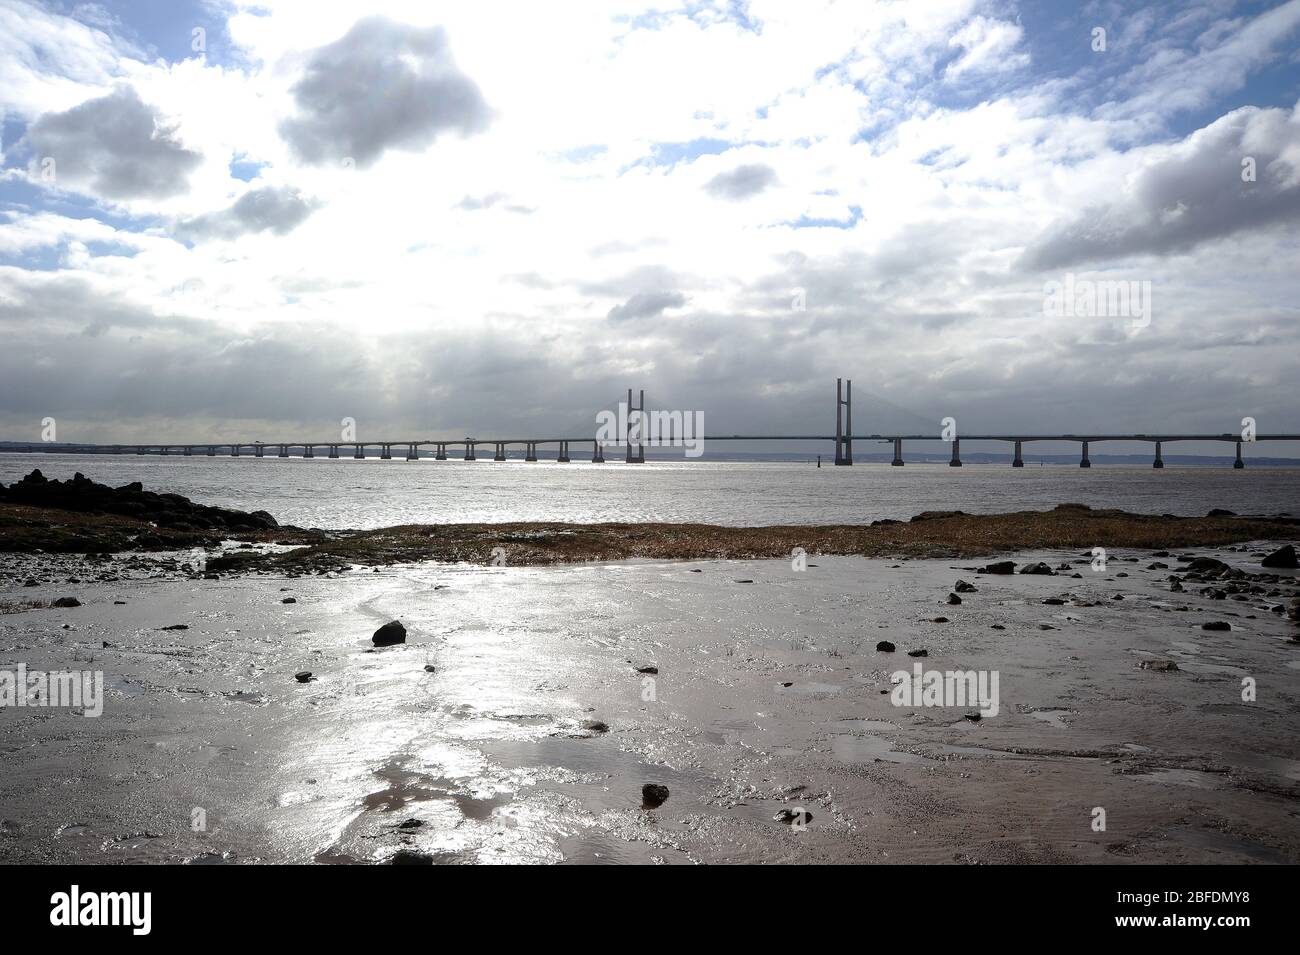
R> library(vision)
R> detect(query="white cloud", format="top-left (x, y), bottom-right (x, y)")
top-left (0, 0), bottom-right (1297, 443)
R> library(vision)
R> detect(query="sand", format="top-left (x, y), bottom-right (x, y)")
top-left (1, 541), bottom-right (1297, 864)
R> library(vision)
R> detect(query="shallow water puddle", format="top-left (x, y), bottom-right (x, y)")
top-left (830, 734), bottom-right (927, 765)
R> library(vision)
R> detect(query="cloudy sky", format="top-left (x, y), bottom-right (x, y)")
top-left (1, 0), bottom-right (1298, 455)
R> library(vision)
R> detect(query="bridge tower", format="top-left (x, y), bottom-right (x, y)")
top-left (834, 378), bottom-right (853, 465)
top-left (626, 388), bottom-right (645, 463)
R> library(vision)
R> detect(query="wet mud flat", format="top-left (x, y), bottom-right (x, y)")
top-left (1, 546), bottom-right (1298, 864)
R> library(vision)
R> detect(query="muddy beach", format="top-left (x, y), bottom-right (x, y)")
top-left (2, 532), bottom-right (1298, 864)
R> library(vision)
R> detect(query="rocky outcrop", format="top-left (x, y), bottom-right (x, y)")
top-left (0, 470), bottom-right (277, 532)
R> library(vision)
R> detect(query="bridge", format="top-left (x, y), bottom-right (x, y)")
top-left (5, 381), bottom-right (1296, 468)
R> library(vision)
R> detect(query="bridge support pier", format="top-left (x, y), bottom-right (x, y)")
top-left (1153, 441), bottom-right (1164, 468)
top-left (231, 445), bottom-right (240, 457)
top-left (435, 443), bottom-right (447, 460)
top-left (1012, 440), bottom-right (1024, 467)
top-left (465, 443), bottom-right (476, 461)
top-left (380, 444), bottom-right (392, 460)
top-left (279, 445), bottom-right (289, 458)
top-left (254, 445), bottom-right (264, 457)
top-left (557, 440), bottom-right (570, 462)
top-left (206, 446), bottom-right (216, 456)
top-left (354, 445), bottom-right (365, 459)
top-left (592, 441), bottom-right (604, 463)
top-left (183, 446), bottom-right (192, 456)
top-left (303, 445), bottom-right (314, 458)
top-left (137, 446), bottom-right (146, 455)
top-left (406, 444), bottom-right (418, 461)
top-left (949, 438), bottom-right (961, 467)
top-left (1234, 441), bottom-right (1245, 469)
top-left (1079, 441), bottom-right (1091, 468)
top-left (891, 438), bottom-right (904, 466)
top-left (494, 442), bottom-right (506, 462)
top-left (525, 441), bottom-right (537, 462)
top-left (328, 445), bottom-right (339, 459)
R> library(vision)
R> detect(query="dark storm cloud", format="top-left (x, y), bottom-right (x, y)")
top-left (23, 86), bottom-right (201, 200)
top-left (1021, 106), bottom-right (1300, 270)
top-left (2, 269), bottom-right (1298, 447)
top-left (178, 186), bottom-right (320, 241)
top-left (704, 162), bottom-right (777, 200)
top-left (279, 17), bottom-right (492, 167)
top-left (606, 290), bottom-right (687, 321)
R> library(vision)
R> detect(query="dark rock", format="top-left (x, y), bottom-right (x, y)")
top-left (635, 665), bottom-right (658, 674)
top-left (947, 593), bottom-right (962, 605)
top-left (990, 624), bottom-right (1005, 630)
top-left (281, 597), bottom-right (296, 604)
top-left (580, 719), bottom-right (609, 733)
top-left (875, 640), bottom-right (896, 652)
top-left (423, 664), bottom-right (437, 673)
top-left (979, 561), bottom-right (1016, 575)
top-left (641, 784), bottom-right (670, 808)
top-left (398, 818), bottom-right (424, 830)
top-left (160, 624), bottom-right (189, 631)
top-left (932, 616), bottom-right (949, 623)
top-left (1019, 562), bottom-right (1056, 576)
top-left (0, 469), bottom-right (278, 532)
top-left (51, 597), bottom-right (81, 608)
top-left (1186, 557), bottom-right (1230, 573)
top-left (954, 580), bottom-right (977, 593)
top-left (1261, 544), bottom-right (1298, 569)
top-left (907, 649), bottom-right (928, 657)
top-left (1042, 597), bottom-right (1066, 605)
top-left (22, 579), bottom-right (38, 588)
top-left (1207, 508), bottom-right (1236, 517)
top-left (294, 671), bottom-right (313, 683)
top-left (372, 620), bottom-right (407, 646)
top-left (1201, 621), bottom-right (1232, 631)
top-left (964, 712), bottom-right (982, 722)
top-left (910, 510), bottom-right (966, 522)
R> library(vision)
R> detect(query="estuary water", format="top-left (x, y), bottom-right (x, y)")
top-left (2, 453), bottom-right (1296, 530)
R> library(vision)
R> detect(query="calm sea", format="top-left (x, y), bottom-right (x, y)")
top-left (2, 453), bottom-right (1297, 530)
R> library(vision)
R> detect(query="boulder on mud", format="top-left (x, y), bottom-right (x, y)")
top-left (1261, 544), bottom-right (1298, 569)
top-left (372, 620), bottom-right (407, 646)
